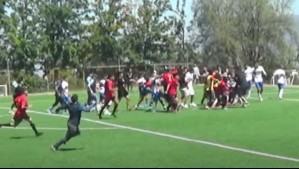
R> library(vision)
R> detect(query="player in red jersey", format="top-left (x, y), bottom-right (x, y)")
top-left (99, 75), bottom-right (119, 119)
top-left (166, 74), bottom-right (179, 112)
top-left (212, 74), bottom-right (229, 110)
top-left (0, 87), bottom-right (42, 137)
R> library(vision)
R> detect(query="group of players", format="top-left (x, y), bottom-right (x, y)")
top-left (48, 63), bottom-right (284, 117)
top-left (0, 63), bottom-right (286, 151)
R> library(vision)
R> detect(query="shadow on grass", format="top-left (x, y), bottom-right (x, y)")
top-left (59, 148), bottom-right (84, 152)
top-left (10, 136), bottom-right (35, 140)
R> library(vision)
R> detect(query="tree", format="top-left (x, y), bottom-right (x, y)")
top-left (191, 0), bottom-right (297, 69)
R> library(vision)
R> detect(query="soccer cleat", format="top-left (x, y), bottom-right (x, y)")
top-left (112, 114), bottom-right (117, 118)
top-left (163, 106), bottom-right (167, 110)
top-left (47, 109), bottom-right (52, 115)
top-left (104, 109), bottom-right (112, 116)
top-left (36, 132), bottom-right (44, 137)
top-left (190, 103), bottom-right (198, 107)
top-left (51, 145), bottom-right (58, 152)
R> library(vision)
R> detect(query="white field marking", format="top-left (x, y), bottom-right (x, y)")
top-left (1, 127), bottom-right (118, 131)
top-left (1, 108), bottom-right (299, 163)
top-left (248, 97), bottom-right (299, 102)
top-left (0, 114), bottom-right (11, 118)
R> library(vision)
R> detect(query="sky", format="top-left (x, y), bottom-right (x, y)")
top-left (170, 0), bottom-right (299, 26)
top-left (293, 0), bottom-right (299, 14)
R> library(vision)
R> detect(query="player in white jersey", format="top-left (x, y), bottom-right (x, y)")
top-left (185, 69), bottom-right (197, 107)
top-left (254, 64), bottom-right (267, 101)
top-left (61, 79), bottom-right (70, 102)
top-left (97, 79), bottom-right (111, 115)
top-left (244, 66), bottom-right (254, 98)
top-left (273, 69), bottom-right (286, 100)
top-left (55, 77), bottom-right (70, 114)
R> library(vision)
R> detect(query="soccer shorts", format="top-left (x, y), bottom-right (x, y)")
top-left (99, 92), bottom-right (105, 102)
top-left (255, 82), bottom-right (264, 90)
top-left (12, 113), bottom-right (31, 126)
top-left (188, 87), bottom-right (195, 96)
top-left (105, 96), bottom-right (116, 105)
top-left (247, 81), bottom-right (252, 89)
top-left (118, 89), bottom-right (129, 100)
top-left (278, 83), bottom-right (285, 90)
top-left (180, 88), bottom-right (190, 98)
top-left (140, 87), bottom-right (150, 97)
top-left (153, 92), bottom-right (163, 102)
top-left (237, 86), bottom-right (248, 97)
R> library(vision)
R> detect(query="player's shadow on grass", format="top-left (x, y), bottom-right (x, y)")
top-left (59, 148), bottom-right (84, 152)
top-left (10, 136), bottom-right (36, 140)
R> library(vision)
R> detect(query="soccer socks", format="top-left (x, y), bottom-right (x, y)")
top-left (30, 123), bottom-right (39, 136)
top-left (112, 103), bottom-right (119, 117)
top-left (11, 103), bottom-right (16, 110)
top-left (0, 123), bottom-right (12, 128)
top-left (190, 95), bottom-right (194, 104)
top-left (247, 89), bottom-right (252, 98)
top-left (279, 89), bottom-right (284, 99)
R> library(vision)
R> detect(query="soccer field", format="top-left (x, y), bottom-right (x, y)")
top-left (1, 86), bottom-right (299, 168)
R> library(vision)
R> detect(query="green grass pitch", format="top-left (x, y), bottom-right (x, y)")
top-left (1, 86), bottom-right (299, 168)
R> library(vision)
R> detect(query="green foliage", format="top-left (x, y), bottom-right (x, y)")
top-left (191, 0), bottom-right (298, 69)
top-left (0, 0), bottom-right (297, 74)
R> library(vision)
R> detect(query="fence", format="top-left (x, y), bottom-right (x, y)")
top-left (1, 66), bottom-right (299, 96)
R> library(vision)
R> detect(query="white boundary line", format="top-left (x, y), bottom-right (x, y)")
top-left (1, 127), bottom-right (118, 131)
top-left (0, 115), bottom-right (11, 118)
top-left (0, 107), bottom-right (298, 163)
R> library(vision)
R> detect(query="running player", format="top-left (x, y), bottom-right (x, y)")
top-left (244, 66), bottom-right (254, 98)
top-left (166, 74), bottom-right (179, 112)
top-left (254, 64), bottom-right (267, 101)
top-left (11, 77), bottom-right (24, 111)
top-left (52, 94), bottom-right (91, 151)
top-left (185, 68), bottom-right (197, 107)
top-left (48, 79), bottom-right (62, 114)
top-left (117, 72), bottom-right (130, 110)
top-left (55, 77), bottom-right (71, 114)
top-left (99, 75), bottom-right (118, 119)
top-left (276, 69), bottom-right (286, 100)
top-left (0, 87), bottom-right (43, 137)
top-left (235, 68), bottom-right (249, 107)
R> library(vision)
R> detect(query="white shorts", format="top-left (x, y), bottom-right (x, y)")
top-left (181, 88), bottom-right (190, 97)
top-left (188, 86), bottom-right (195, 96)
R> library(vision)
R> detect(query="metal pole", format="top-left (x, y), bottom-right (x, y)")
top-left (7, 58), bottom-right (11, 95)
top-left (118, 57), bottom-right (121, 72)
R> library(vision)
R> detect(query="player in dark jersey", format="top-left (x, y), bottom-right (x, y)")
top-left (51, 94), bottom-right (91, 151)
top-left (117, 72), bottom-right (130, 110)
top-left (235, 68), bottom-right (249, 107)
top-left (126, 69), bottom-right (134, 92)
top-left (48, 79), bottom-right (62, 114)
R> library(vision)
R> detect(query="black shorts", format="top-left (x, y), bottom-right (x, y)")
top-left (105, 96), bottom-right (116, 105)
top-left (118, 90), bottom-right (129, 100)
top-left (237, 86), bottom-right (248, 97)
top-left (164, 94), bottom-right (171, 103)
top-left (13, 114), bottom-right (31, 126)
